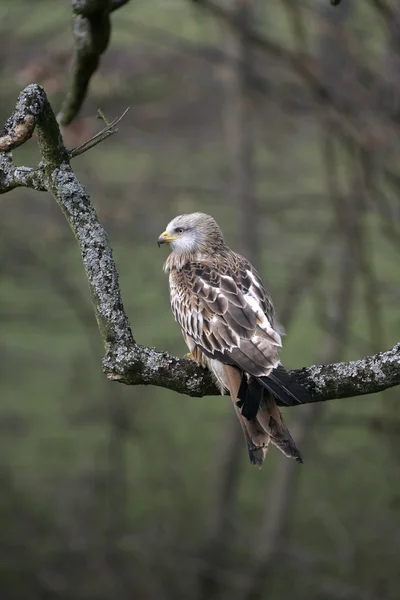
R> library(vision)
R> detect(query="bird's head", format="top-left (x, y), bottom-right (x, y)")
top-left (157, 212), bottom-right (224, 256)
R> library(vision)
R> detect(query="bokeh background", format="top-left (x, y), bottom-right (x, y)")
top-left (1, 1), bottom-right (400, 599)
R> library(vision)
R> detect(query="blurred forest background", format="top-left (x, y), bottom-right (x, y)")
top-left (1, 1), bottom-right (400, 599)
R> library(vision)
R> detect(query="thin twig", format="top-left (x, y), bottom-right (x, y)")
top-left (68, 107), bottom-right (130, 158)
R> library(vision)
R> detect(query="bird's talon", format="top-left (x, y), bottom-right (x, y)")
top-left (185, 352), bottom-right (195, 360)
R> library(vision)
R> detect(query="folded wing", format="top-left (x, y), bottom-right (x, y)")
top-left (170, 254), bottom-right (309, 410)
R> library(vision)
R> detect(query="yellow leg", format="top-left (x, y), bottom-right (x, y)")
top-left (185, 352), bottom-right (195, 360)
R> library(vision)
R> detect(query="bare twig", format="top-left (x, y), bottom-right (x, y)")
top-left (68, 107), bottom-right (130, 157)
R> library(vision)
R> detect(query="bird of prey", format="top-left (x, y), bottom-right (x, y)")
top-left (158, 212), bottom-right (309, 467)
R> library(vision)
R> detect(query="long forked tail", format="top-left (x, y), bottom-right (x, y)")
top-left (223, 365), bottom-right (302, 468)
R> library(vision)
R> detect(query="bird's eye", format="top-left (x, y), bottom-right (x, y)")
top-left (175, 228), bottom-right (184, 234)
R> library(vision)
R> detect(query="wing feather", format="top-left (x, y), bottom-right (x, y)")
top-left (207, 294), bottom-right (229, 315)
top-left (170, 255), bottom-right (281, 373)
top-left (223, 311), bottom-right (254, 339)
top-left (225, 302), bottom-right (256, 330)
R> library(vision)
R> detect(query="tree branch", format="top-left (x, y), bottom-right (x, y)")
top-left (57, 0), bottom-right (131, 125)
top-left (104, 341), bottom-right (400, 404)
top-left (1, 85), bottom-right (399, 409)
top-left (0, 155), bottom-right (46, 194)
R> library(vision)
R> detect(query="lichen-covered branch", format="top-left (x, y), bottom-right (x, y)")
top-left (1, 84), bottom-right (399, 408)
top-left (0, 154), bottom-right (46, 194)
top-left (104, 341), bottom-right (400, 405)
top-left (0, 84), bottom-right (135, 356)
top-left (57, 0), bottom-right (131, 125)
top-left (0, 85), bottom-right (61, 194)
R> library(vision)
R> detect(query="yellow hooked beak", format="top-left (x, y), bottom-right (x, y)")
top-left (157, 231), bottom-right (178, 247)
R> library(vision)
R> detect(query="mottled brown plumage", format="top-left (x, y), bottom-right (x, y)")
top-left (158, 212), bottom-right (308, 467)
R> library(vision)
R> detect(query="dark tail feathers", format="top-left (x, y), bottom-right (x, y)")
top-left (258, 365), bottom-right (310, 407)
top-left (237, 375), bottom-right (263, 420)
top-left (236, 365), bottom-right (310, 419)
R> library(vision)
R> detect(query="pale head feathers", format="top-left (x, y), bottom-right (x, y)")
top-left (165, 212), bottom-right (224, 254)
top-left (161, 212), bottom-right (225, 269)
